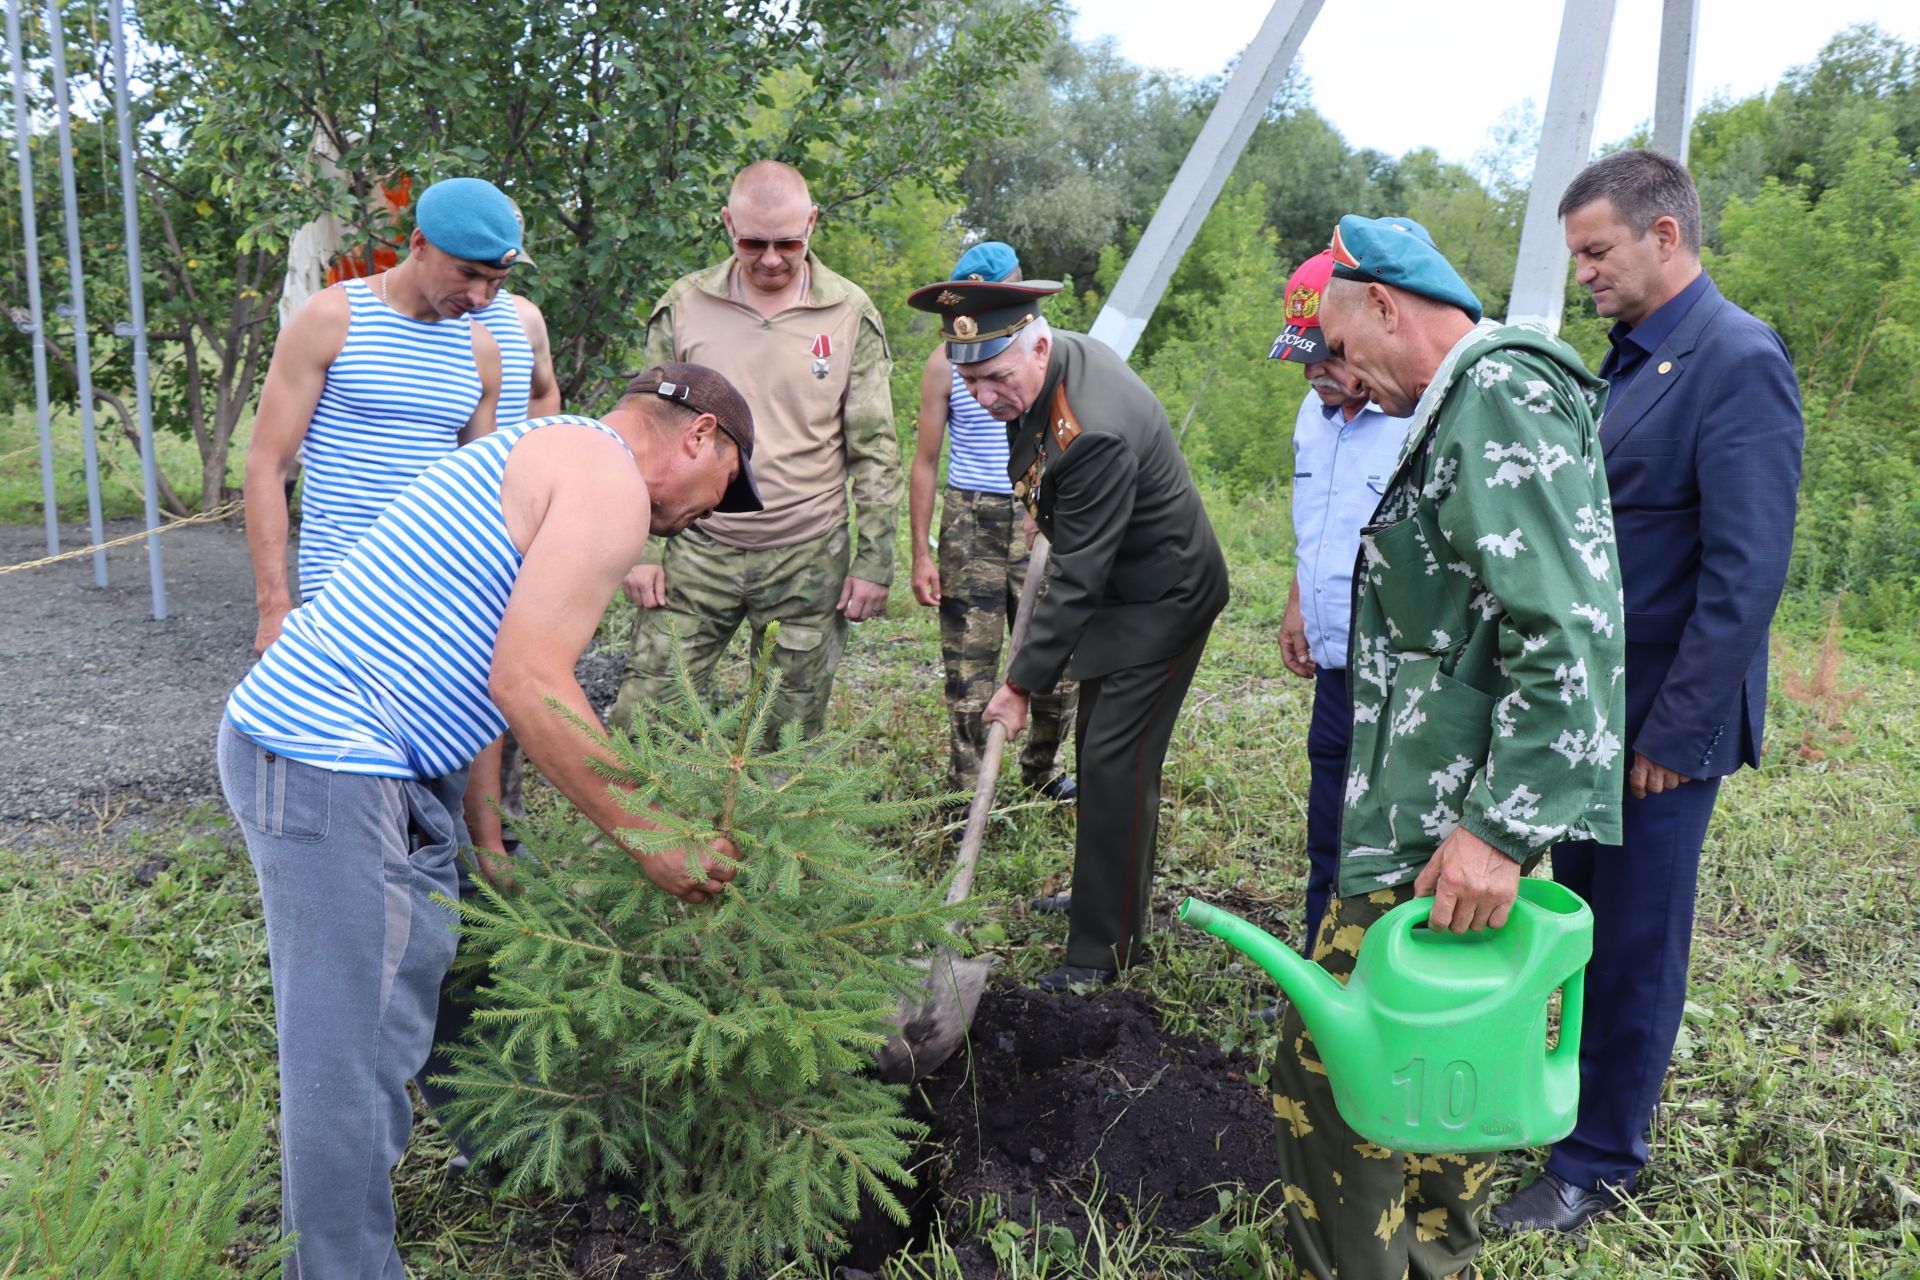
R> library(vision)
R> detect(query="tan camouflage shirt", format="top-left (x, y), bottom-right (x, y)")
top-left (640, 255), bottom-right (900, 584)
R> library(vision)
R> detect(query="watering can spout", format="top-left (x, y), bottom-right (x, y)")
top-left (1176, 898), bottom-right (1358, 1041)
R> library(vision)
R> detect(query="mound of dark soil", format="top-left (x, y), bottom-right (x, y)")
top-left (565, 984), bottom-right (1278, 1278)
top-left (920, 984), bottom-right (1280, 1236)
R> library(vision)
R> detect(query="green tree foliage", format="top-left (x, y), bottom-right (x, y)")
top-left (135, 0), bottom-right (1050, 408)
top-left (0, 1021), bottom-right (282, 1277)
top-left (439, 639), bottom-right (966, 1277)
top-left (957, 33), bottom-right (1206, 286)
top-left (1710, 134), bottom-right (1920, 612)
top-left (1135, 181), bottom-right (1288, 493)
top-left (4, 0), bottom-right (1052, 506)
top-left (1, 3), bottom-right (276, 510)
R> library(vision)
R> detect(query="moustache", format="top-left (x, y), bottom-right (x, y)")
top-left (1308, 377), bottom-right (1349, 395)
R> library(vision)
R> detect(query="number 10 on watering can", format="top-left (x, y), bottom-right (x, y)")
top-left (1180, 878), bottom-right (1593, 1154)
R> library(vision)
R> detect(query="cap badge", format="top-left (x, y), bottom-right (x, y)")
top-left (1285, 285), bottom-right (1320, 322)
top-left (937, 289), bottom-right (965, 306)
top-left (953, 314), bottom-right (979, 340)
top-left (501, 247), bottom-right (518, 265)
top-left (1329, 226), bottom-right (1361, 270)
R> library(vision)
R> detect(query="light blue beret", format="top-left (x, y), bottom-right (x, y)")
top-left (952, 241), bottom-right (1020, 283)
top-left (1329, 214), bottom-right (1481, 322)
top-left (414, 177), bottom-right (526, 270)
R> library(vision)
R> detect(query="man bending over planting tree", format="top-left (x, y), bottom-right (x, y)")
top-left (217, 363), bottom-right (761, 1279)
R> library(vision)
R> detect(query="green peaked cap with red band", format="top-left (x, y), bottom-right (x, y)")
top-left (907, 278), bottom-right (1063, 364)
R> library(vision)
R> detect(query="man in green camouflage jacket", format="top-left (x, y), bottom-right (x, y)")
top-left (1268, 215), bottom-right (1626, 1280)
top-left (613, 161), bottom-right (898, 742)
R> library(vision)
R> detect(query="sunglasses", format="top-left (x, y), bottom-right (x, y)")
top-left (733, 235), bottom-right (808, 255)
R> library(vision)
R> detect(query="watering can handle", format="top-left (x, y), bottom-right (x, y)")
top-left (1394, 891), bottom-right (1519, 941)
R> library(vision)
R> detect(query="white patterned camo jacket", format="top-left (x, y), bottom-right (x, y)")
top-left (1339, 322), bottom-right (1628, 897)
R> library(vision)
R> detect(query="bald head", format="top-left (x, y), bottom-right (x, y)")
top-left (729, 160), bottom-right (811, 214)
top-left (1319, 277), bottom-right (1476, 418)
top-left (722, 161), bottom-right (818, 301)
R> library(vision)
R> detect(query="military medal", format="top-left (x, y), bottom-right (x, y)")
top-left (811, 333), bottom-right (831, 379)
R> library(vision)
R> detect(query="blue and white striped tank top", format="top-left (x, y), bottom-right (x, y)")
top-left (945, 365), bottom-right (1012, 494)
top-left (229, 415), bottom-right (630, 780)
top-left (296, 277), bottom-right (484, 600)
top-left (472, 291), bottom-right (537, 426)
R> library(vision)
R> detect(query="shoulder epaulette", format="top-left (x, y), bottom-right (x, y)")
top-left (1049, 384), bottom-right (1083, 452)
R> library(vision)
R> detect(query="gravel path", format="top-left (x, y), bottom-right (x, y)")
top-left (0, 517), bottom-right (624, 850)
top-left (0, 517), bottom-right (257, 843)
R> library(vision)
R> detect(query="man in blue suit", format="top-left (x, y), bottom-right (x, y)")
top-left (1493, 149), bottom-right (1804, 1233)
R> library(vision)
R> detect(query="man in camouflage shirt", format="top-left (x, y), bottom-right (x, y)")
top-left (1268, 215), bottom-right (1626, 1280)
top-left (614, 161), bottom-right (898, 741)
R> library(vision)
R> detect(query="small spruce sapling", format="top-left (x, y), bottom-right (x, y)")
top-left (437, 630), bottom-right (970, 1276)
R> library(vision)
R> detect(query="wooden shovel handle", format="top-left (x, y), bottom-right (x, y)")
top-left (945, 537), bottom-right (1050, 907)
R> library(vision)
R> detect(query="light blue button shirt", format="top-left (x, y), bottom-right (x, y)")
top-left (1291, 390), bottom-right (1413, 670)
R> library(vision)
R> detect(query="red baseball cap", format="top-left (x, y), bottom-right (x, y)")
top-left (1268, 250), bottom-right (1333, 364)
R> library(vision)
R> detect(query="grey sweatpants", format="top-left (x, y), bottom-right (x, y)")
top-left (218, 720), bottom-right (469, 1280)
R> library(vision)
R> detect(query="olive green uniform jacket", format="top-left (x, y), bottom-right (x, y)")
top-left (1006, 331), bottom-right (1229, 693)
top-left (1339, 322), bottom-right (1627, 898)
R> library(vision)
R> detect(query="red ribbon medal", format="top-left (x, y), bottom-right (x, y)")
top-left (811, 333), bottom-right (831, 379)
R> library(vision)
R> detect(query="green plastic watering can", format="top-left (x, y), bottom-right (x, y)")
top-left (1179, 878), bottom-right (1592, 1154)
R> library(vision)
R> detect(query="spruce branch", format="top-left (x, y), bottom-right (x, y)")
top-left (444, 631), bottom-right (971, 1275)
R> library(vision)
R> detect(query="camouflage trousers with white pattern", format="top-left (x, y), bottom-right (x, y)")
top-left (1270, 884), bottom-right (1496, 1280)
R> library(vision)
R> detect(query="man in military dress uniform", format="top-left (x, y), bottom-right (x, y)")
top-left (1265, 215), bottom-right (1628, 1280)
top-left (907, 276), bottom-right (1229, 992)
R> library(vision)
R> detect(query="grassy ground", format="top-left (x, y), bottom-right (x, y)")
top-left (2, 483), bottom-right (1917, 1277)
top-left (0, 402), bottom-right (232, 526)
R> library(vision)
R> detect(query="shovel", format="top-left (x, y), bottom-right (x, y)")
top-left (874, 537), bottom-right (1051, 1084)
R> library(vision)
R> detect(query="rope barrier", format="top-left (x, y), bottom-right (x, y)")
top-left (0, 497), bottom-right (244, 578)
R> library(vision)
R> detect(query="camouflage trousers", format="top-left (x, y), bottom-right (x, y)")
top-left (611, 523), bottom-right (850, 743)
top-left (1271, 885), bottom-right (1495, 1280)
top-left (938, 487), bottom-right (1076, 791)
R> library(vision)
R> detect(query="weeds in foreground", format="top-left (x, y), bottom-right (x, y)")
top-left (2, 545), bottom-right (1917, 1276)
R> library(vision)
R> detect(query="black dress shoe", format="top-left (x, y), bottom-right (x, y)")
top-left (1031, 773), bottom-right (1078, 802)
top-left (1031, 893), bottom-right (1072, 914)
top-left (1489, 1171), bottom-right (1620, 1234)
top-left (1036, 963), bottom-right (1116, 992)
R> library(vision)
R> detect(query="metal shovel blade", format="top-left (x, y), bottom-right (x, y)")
top-left (873, 947), bottom-right (993, 1083)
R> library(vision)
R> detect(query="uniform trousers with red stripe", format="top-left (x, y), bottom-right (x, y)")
top-left (1060, 626), bottom-right (1212, 971)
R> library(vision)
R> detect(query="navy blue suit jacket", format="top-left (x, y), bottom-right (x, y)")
top-left (1601, 276), bottom-right (1803, 779)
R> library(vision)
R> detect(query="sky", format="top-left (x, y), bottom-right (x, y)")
top-left (1072, 0), bottom-right (1920, 166)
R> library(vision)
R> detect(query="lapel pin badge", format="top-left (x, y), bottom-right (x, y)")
top-left (1657, 360), bottom-right (1673, 375)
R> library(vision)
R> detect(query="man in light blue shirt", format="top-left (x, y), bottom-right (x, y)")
top-left (1271, 250), bottom-right (1412, 947)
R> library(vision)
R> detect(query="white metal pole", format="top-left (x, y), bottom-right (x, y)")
top-left (1086, 0), bottom-right (1324, 360)
top-left (45, 0), bottom-right (108, 584)
top-left (1506, 0), bottom-right (1617, 331)
top-left (6, 0), bottom-right (61, 555)
top-left (1651, 0), bottom-right (1699, 163)
top-left (109, 0), bottom-right (164, 618)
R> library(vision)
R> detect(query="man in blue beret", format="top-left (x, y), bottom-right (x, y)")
top-left (246, 175), bottom-right (526, 653)
top-left (908, 241), bottom-right (1077, 807)
top-left (1265, 215), bottom-right (1627, 1280)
